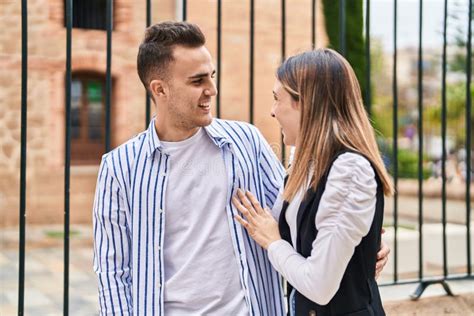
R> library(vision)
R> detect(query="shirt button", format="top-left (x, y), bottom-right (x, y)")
top-left (158, 209), bottom-right (164, 214)
top-left (157, 283), bottom-right (161, 288)
top-left (157, 246), bottom-right (161, 251)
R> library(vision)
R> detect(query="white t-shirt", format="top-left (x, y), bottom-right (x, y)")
top-left (161, 128), bottom-right (249, 316)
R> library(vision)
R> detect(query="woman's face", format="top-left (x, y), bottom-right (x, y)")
top-left (271, 80), bottom-right (301, 146)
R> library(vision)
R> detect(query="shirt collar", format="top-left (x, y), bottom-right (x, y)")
top-left (145, 118), bottom-right (232, 158)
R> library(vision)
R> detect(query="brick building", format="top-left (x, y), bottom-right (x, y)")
top-left (0, 0), bottom-right (328, 226)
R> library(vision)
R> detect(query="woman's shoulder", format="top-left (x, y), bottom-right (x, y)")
top-left (329, 152), bottom-right (375, 182)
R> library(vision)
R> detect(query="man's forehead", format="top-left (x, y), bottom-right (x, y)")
top-left (171, 45), bottom-right (214, 72)
top-left (173, 46), bottom-right (212, 63)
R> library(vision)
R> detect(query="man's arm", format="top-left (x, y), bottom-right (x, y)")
top-left (254, 128), bottom-right (285, 211)
top-left (93, 157), bottom-right (132, 315)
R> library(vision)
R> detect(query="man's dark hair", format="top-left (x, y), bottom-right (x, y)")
top-left (137, 21), bottom-right (206, 92)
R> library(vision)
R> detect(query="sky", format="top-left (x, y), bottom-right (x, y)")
top-left (368, 0), bottom-right (470, 51)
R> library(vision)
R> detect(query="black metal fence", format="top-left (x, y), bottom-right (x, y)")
top-left (16, 0), bottom-right (473, 315)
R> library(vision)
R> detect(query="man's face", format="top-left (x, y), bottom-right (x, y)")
top-left (163, 45), bottom-right (217, 130)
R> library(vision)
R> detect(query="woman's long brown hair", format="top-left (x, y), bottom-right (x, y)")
top-left (278, 48), bottom-right (394, 201)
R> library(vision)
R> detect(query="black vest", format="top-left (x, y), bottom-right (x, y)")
top-left (279, 151), bottom-right (385, 316)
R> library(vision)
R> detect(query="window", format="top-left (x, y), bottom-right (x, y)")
top-left (71, 74), bottom-right (108, 164)
top-left (64, 0), bottom-right (111, 30)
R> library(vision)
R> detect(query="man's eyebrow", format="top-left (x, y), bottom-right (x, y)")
top-left (272, 91), bottom-right (277, 97)
top-left (188, 70), bottom-right (217, 79)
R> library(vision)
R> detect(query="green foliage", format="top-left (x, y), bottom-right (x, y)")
top-left (395, 148), bottom-right (431, 179)
top-left (322, 0), bottom-right (367, 104)
top-left (45, 230), bottom-right (80, 239)
top-left (371, 96), bottom-right (393, 139)
top-left (425, 82), bottom-right (473, 147)
top-left (383, 146), bottom-right (431, 179)
top-left (448, 1), bottom-right (474, 73)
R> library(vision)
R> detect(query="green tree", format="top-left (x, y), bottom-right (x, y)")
top-left (322, 0), bottom-right (367, 104)
top-left (449, 0), bottom-right (473, 73)
top-left (425, 82), bottom-right (474, 148)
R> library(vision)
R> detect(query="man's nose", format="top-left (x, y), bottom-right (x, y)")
top-left (205, 80), bottom-right (218, 96)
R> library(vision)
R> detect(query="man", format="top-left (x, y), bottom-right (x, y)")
top-left (93, 21), bottom-right (389, 316)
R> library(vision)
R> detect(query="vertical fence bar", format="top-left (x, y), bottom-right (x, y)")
top-left (217, 0), bottom-right (222, 118)
top-left (441, 0), bottom-right (448, 278)
top-left (281, 0), bottom-right (286, 162)
top-left (415, 0), bottom-right (425, 281)
top-left (417, 0), bottom-right (424, 281)
top-left (249, 0), bottom-right (255, 124)
top-left (365, 0), bottom-right (371, 115)
top-left (467, 0), bottom-right (472, 277)
top-left (183, 0), bottom-right (187, 21)
top-left (392, 0), bottom-right (399, 282)
top-left (339, 0), bottom-right (346, 56)
top-left (18, 0), bottom-right (28, 314)
top-left (145, 0), bottom-right (151, 126)
top-left (311, 0), bottom-right (316, 48)
top-left (146, 0), bottom-right (151, 40)
top-left (105, 0), bottom-right (113, 152)
top-left (63, 0), bottom-right (73, 313)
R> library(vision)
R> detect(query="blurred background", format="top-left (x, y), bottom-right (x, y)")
top-left (1, 0), bottom-right (473, 314)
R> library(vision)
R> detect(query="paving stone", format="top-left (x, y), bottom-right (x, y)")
top-left (0, 263), bottom-right (18, 282)
top-left (0, 253), bottom-right (10, 265)
top-left (0, 303), bottom-right (17, 315)
top-left (24, 304), bottom-right (61, 316)
top-left (1, 225), bottom-right (473, 314)
top-left (24, 288), bottom-right (55, 307)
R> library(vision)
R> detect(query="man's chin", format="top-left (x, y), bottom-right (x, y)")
top-left (198, 115), bottom-right (213, 127)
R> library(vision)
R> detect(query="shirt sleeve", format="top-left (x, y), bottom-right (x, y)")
top-left (255, 127), bottom-right (285, 211)
top-left (93, 157), bottom-right (133, 315)
top-left (267, 153), bottom-right (377, 305)
top-left (270, 185), bottom-right (285, 220)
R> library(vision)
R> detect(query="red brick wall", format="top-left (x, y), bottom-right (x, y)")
top-left (0, 0), bottom-right (327, 226)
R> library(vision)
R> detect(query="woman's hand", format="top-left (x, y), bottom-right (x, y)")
top-left (375, 229), bottom-right (390, 280)
top-left (232, 189), bottom-right (281, 249)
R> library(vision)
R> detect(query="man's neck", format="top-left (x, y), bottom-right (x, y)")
top-left (154, 119), bottom-right (200, 142)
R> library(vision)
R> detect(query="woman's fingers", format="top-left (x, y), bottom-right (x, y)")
top-left (237, 189), bottom-right (258, 217)
top-left (232, 196), bottom-right (257, 225)
top-left (377, 241), bottom-right (391, 260)
top-left (235, 215), bottom-right (253, 233)
top-left (263, 207), bottom-right (273, 218)
top-left (232, 197), bottom-right (249, 215)
top-left (375, 255), bottom-right (388, 274)
top-left (245, 191), bottom-right (263, 214)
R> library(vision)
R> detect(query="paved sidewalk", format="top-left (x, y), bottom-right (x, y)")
top-left (384, 292), bottom-right (474, 315)
top-left (1, 225), bottom-right (98, 315)
top-left (1, 247), bottom-right (98, 315)
top-left (1, 224), bottom-right (473, 315)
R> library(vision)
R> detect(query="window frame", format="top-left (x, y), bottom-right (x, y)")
top-left (70, 72), bottom-right (109, 165)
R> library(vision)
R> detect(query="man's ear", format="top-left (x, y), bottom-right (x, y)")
top-left (149, 79), bottom-right (168, 99)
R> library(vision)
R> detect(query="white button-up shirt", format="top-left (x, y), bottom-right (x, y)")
top-left (93, 118), bottom-right (286, 316)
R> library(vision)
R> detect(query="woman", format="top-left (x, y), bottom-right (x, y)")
top-left (232, 48), bottom-right (393, 316)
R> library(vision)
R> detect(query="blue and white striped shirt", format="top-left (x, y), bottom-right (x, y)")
top-left (93, 118), bottom-right (286, 315)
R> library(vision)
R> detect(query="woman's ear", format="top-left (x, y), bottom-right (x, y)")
top-left (291, 99), bottom-right (301, 111)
